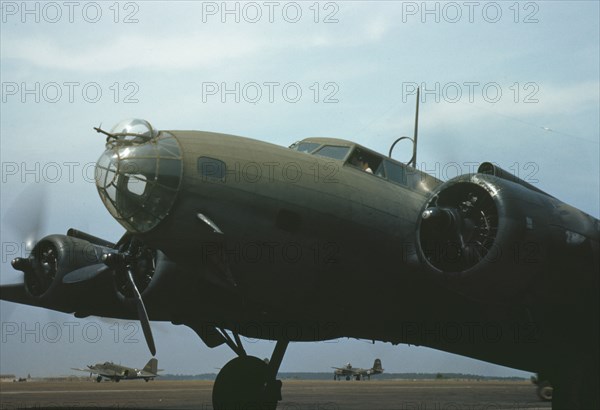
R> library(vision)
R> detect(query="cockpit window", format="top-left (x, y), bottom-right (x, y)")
top-left (347, 148), bottom-right (382, 176)
top-left (289, 141), bottom-right (320, 153)
top-left (384, 160), bottom-right (407, 186)
top-left (95, 120), bottom-right (183, 233)
top-left (313, 145), bottom-right (350, 160)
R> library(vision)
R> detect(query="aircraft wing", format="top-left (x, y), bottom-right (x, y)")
top-left (0, 277), bottom-right (137, 319)
top-left (332, 367), bottom-right (356, 375)
top-left (0, 284), bottom-right (51, 310)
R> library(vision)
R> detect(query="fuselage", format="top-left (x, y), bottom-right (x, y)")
top-left (94, 127), bottom-right (581, 373)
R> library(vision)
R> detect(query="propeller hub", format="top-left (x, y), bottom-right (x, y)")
top-left (101, 252), bottom-right (126, 268)
top-left (11, 257), bottom-right (31, 272)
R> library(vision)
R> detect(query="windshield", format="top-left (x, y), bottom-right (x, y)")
top-left (313, 145), bottom-right (350, 160)
top-left (289, 141), bottom-right (320, 153)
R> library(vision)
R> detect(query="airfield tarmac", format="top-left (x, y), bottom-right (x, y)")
top-left (0, 379), bottom-right (551, 410)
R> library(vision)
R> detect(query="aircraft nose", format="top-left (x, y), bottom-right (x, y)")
top-left (94, 119), bottom-right (183, 233)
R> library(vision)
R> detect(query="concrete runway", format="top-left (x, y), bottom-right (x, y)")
top-left (0, 379), bottom-right (551, 410)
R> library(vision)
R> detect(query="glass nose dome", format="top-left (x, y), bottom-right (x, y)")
top-left (95, 119), bottom-right (183, 233)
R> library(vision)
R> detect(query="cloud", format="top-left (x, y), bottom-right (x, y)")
top-left (2, 14), bottom-right (393, 73)
top-left (1, 33), bottom-right (266, 72)
top-left (416, 80), bottom-right (600, 135)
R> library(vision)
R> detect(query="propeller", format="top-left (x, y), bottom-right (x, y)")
top-left (62, 264), bottom-right (111, 284)
top-left (102, 241), bottom-right (156, 356)
top-left (125, 267), bottom-right (156, 356)
top-left (3, 184), bottom-right (47, 258)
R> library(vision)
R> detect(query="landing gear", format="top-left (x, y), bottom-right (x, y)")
top-left (536, 381), bottom-right (553, 401)
top-left (547, 356), bottom-right (599, 410)
top-left (96, 376), bottom-right (102, 383)
top-left (212, 328), bottom-right (288, 410)
top-left (213, 356), bottom-right (279, 410)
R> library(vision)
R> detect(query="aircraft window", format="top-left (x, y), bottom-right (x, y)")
top-left (348, 149), bottom-right (382, 176)
top-left (197, 157), bottom-right (226, 181)
top-left (374, 163), bottom-right (386, 178)
top-left (384, 160), bottom-right (407, 186)
top-left (290, 142), bottom-right (320, 153)
top-left (313, 145), bottom-right (350, 160)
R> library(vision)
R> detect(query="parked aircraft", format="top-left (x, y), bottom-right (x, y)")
top-left (72, 358), bottom-right (159, 382)
top-left (1, 114), bottom-right (597, 409)
top-left (333, 359), bottom-right (383, 380)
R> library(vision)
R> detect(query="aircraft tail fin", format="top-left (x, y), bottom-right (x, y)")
top-left (143, 358), bottom-right (158, 374)
top-left (373, 358), bottom-right (383, 372)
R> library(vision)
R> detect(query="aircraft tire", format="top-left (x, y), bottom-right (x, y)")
top-left (212, 356), bottom-right (278, 410)
top-left (536, 382), bottom-right (553, 401)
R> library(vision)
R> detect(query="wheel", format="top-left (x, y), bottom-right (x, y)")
top-left (537, 381), bottom-right (553, 401)
top-left (96, 376), bottom-right (102, 383)
top-left (212, 356), bottom-right (279, 410)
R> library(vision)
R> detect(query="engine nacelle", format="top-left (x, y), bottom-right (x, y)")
top-left (11, 232), bottom-right (178, 317)
top-left (110, 244), bottom-right (176, 304)
top-left (11, 234), bottom-right (111, 307)
top-left (416, 171), bottom-right (599, 304)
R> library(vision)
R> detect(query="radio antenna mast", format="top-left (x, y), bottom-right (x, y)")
top-left (410, 87), bottom-right (420, 168)
top-left (388, 87), bottom-right (420, 167)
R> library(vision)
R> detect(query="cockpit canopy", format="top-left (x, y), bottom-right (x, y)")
top-left (95, 119), bottom-right (183, 233)
top-left (290, 137), bottom-right (440, 194)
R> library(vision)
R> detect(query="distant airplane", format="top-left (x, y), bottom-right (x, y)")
top-left (72, 358), bottom-right (160, 382)
top-left (333, 359), bottom-right (383, 380)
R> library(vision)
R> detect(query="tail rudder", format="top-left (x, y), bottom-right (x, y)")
top-left (373, 359), bottom-right (383, 373)
top-left (143, 358), bottom-right (158, 374)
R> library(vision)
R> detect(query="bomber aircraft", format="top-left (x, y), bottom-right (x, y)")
top-left (1, 114), bottom-right (598, 409)
top-left (333, 358), bottom-right (383, 380)
top-left (72, 358), bottom-right (160, 382)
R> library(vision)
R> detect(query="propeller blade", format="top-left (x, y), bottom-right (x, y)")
top-left (62, 263), bottom-right (111, 284)
top-left (125, 269), bottom-right (156, 356)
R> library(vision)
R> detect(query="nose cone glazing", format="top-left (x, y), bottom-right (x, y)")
top-left (95, 119), bottom-right (183, 233)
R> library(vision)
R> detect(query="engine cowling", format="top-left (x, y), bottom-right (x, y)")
top-left (109, 240), bottom-right (176, 304)
top-left (416, 168), bottom-right (599, 304)
top-left (11, 234), bottom-right (112, 307)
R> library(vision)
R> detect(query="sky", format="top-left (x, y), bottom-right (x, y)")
top-left (0, 1), bottom-right (598, 379)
